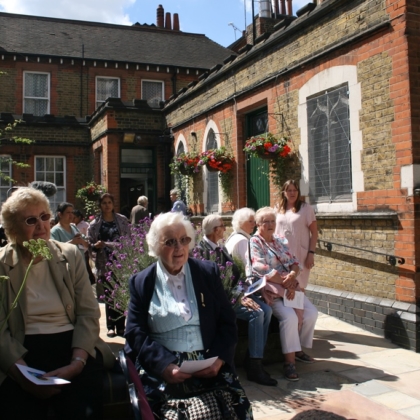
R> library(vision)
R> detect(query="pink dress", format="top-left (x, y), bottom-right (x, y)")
top-left (275, 203), bottom-right (316, 288)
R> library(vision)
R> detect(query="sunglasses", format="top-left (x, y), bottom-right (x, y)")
top-left (163, 236), bottom-right (192, 248)
top-left (25, 213), bottom-right (51, 226)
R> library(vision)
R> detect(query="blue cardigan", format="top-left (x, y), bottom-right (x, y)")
top-left (124, 258), bottom-right (238, 378)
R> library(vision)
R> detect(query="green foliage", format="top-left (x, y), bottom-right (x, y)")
top-left (0, 239), bottom-right (52, 332)
top-left (76, 181), bottom-right (107, 217)
top-left (0, 72), bottom-right (34, 183)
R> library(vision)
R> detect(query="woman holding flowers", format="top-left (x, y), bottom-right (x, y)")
top-left (0, 188), bottom-right (114, 419)
top-left (124, 212), bottom-right (253, 419)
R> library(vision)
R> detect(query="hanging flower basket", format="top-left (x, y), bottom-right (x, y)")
top-left (199, 148), bottom-right (235, 173)
top-left (243, 132), bottom-right (291, 160)
top-left (169, 153), bottom-right (201, 177)
top-left (76, 181), bottom-right (107, 202)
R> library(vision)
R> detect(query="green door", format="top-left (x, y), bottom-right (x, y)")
top-left (246, 110), bottom-right (270, 210)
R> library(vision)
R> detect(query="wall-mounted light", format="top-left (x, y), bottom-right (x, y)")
top-left (123, 133), bottom-right (136, 143)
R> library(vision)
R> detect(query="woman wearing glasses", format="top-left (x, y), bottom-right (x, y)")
top-left (0, 187), bottom-right (114, 419)
top-left (124, 212), bottom-right (253, 419)
top-left (87, 193), bottom-right (130, 338)
top-left (249, 207), bottom-right (318, 382)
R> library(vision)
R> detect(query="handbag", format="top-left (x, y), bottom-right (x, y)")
top-left (160, 388), bottom-right (239, 420)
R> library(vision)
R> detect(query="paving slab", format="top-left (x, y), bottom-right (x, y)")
top-left (98, 302), bottom-right (420, 420)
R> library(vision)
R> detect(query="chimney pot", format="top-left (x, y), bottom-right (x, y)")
top-left (165, 12), bottom-right (172, 30)
top-left (287, 0), bottom-right (293, 16)
top-left (157, 5), bottom-right (164, 27)
top-left (173, 13), bottom-right (180, 31)
top-left (280, 0), bottom-right (286, 15)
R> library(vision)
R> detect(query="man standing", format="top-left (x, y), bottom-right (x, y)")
top-left (130, 196), bottom-right (149, 224)
top-left (170, 188), bottom-right (187, 215)
top-left (196, 215), bottom-right (277, 386)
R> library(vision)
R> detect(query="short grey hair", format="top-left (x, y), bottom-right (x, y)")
top-left (232, 207), bottom-right (255, 231)
top-left (170, 188), bottom-right (180, 196)
top-left (255, 206), bottom-right (276, 226)
top-left (1, 187), bottom-right (51, 244)
top-left (146, 212), bottom-right (195, 257)
top-left (201, 214), bottom-right (223, 235)
top-left (137, 195), bottom-right (148, 206)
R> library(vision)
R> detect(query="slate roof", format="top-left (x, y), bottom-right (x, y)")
top-left (0, 12), bottom-right (233, 69)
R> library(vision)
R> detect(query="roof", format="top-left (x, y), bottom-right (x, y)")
top-left (0, 12), bottom-right (233, 69)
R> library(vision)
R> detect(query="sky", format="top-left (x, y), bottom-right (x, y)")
top-left (0, 0), bottom-right (309, 48)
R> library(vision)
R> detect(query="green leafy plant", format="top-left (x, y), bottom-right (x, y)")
top-left (0, 72), bottom-right (33, 183)
top-left (169, 152), bottom-right (201, 176)
top-left (0, 239), bottom-right (52, 332)
top-left (244, 132), bottom-right (293, 195)
top-left (199, 147), bottom-right (235, 202)
top-left (76, 181), bottom-right (107, 217)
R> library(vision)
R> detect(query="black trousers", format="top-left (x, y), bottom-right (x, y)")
top-left (0, 330), bottom-right (104, 420)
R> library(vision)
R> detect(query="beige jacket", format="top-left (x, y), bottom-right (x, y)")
top-left (0, 240), bottom-right (115, 385)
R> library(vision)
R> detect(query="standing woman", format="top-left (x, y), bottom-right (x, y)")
top-left (51, 202), bottom-right (88, 253)
top-left (275, 180), bottom-right (318, 290)
top-left (87, 193), bottom-right (130, 338)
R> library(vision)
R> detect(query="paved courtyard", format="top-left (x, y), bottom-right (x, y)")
top-left (99, 304), bottom-right (420, 420)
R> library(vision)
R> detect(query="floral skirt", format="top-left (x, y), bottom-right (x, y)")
top-left (140, 350), bottom-right (254, 420)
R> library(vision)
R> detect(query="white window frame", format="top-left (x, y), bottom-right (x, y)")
top-left (95, 76), bottom-right (120, 108)
top-left (141, 80), bottom-right (164, 108)
top-left (0, 155), bottom-right (12, 206)
top-left (23, 71), bottom-right (50, 116)
top-left (298, 65), bottom-right (363, 212)
top-left (35, 156), bottom-right (66, 210)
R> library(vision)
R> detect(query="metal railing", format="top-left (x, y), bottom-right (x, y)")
top-left (320, 240), bottom-right (405, 266)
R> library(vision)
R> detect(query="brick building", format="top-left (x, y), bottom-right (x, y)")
top-left (0, 5), bottom-right (232, 214)
top-left (164, 0), bottom-right (420, 350)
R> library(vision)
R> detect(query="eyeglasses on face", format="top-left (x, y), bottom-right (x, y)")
top-left (163, 236), bottom-right (192, 248)
top-left (25, 213), bottom-right (51, 226)
top-left (261, 219), bottom-right (276, 225)
top-left (214, 224), bottom-right (225, 229)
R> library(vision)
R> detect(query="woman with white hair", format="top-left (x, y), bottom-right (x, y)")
top-left (124, 212), bottom-right (253, 418)
top-left (224, 208), bottom-right (276, 386)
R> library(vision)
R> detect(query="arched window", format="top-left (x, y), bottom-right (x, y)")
top-left (206, 129), bottom-right (219, 213)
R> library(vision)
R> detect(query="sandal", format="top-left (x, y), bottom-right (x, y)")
top-left (295, 351), bottom-right (315, 364)
top-left (284, 363), bottom-right (299, 381)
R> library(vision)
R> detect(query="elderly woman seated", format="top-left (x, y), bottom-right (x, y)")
top-left (198, 213), bottom-right (276, 386)
top-left (0, 187), bottom-right (114, 419)
top-left (249, 207), bottom-right (318, 382)
top-left (124, 212), bottom-right (254, 419)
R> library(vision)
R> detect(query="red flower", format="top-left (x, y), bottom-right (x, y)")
top-left (264, 142), bottom-right (273, 150)
top-left (280, 145), bottom-right (291, 157)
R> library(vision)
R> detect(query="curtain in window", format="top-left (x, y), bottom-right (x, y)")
top-left (142, 81), bottom-right (163, 108)
top-left (24, 73), bottom-right (49, 116)
top-left (97, 78), bottom-right (119, 106)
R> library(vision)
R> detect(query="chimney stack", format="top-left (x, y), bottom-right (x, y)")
top-left (287, 0), bottom-right (293, 15)
top-left (280, 0), bottom-right (286, 15)
top-left (157, 4), bottom-right (164, 28)
top-left (165, 12), bottom-right (172, 30)
top-left (173, 13), bottom-right (180, 31)
top-left (274, 0), bottom-right (280, 15)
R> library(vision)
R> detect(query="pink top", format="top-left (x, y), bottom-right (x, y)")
top-left (275, 203), bottom-right (316, 288)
